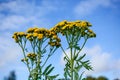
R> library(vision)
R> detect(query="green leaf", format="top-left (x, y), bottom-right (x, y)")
top-left (77, 54), bottom-right (86, 61)
top-left (64, 64), bottom-right (71, 78)
top-left (80, 61), bottom-right (93, 70)
top-left (82, 78), bottom-right (87, 80)
top-left (64, 56), bottom-right (69, 62)
top-left (74, 71), bottom-right (79, 80)
top-left (64, 71), bottom-right (67, 79)
top-left (74, 53), bottom-right (79, 60)
top-left (43, 64), bottom-right (52, 75)
top-left (75, 65), bottom-right (82, 71)
top-left (74, 45), bottom-right (80, 50)
top-left (42, 49), bottom-right (46, 54)
top-left (79, 72), bottom-right (84, 80)
top-left (47, 74), bottom-right (59, 80)
top-left (46, 67), bottom-right (54, 75)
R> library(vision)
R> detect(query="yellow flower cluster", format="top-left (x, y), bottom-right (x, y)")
top-left (12, 27), bottom-right (61, 47)
top-left (50, 20), bottom-right (96, 38)
top-left (12, 32), bottom-right (26, 42)
top-left (48, 31), bottom-right (61, 47)
top-left (27, 53), bottom-right (37, 60)
top-left (12, 20), bottom-right (95, 46)
top-left (26, 27), bottom-right (49, 41)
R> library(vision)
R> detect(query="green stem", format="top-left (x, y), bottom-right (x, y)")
top-left (37, 41), bottom-right (42, 79)
top-left (61, 46), bottom-right (70, 60)
top-left (70, 47), bottom-right (74, 80)
top-left (42, 55), bottom-right (50, 68)
top-left (21, 46), bottom-right (32, 79)
top-left (77, 38), bottom-right (88, 55)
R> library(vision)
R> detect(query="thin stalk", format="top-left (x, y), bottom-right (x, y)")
top-left (42, 55), bottom-right (50, 68)
top-left (42, 44), bottom-right (49, 52)
top-left (61, 46), bottom-right (70, 60)
top-left (70, 34), bottom-right (74, 80)
top-left (76, 38), bottom-right (88, 55)
top-left (70, 47), bottom-right (74, 80)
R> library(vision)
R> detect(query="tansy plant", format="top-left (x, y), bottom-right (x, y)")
top-left (51, 20), bottom-right (96, 80)
top-left (12, 28), bottom-right (61, 80)
top-left (12, 20), bottom-right (96, 80)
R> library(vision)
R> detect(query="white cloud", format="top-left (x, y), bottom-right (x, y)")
top-left (0, 15), bottom-right (27, 31)
top-left (0, 0), bottom-right (58, 31)
top-left (0, 33), bottom-right (21, 68)
top-left (74, 0), bottom-right (112, 16)
top-left (60, 45), bottom-right (120, 78)
top-left (83, 45), bottom-right (111, 75)
top-left (81, 45), bottom-right (120, 78)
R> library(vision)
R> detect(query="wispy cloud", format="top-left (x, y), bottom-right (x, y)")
top-left (0, 0), bottom-right (58, 31)
top-left (0, 33), bottom-right (21, 68)
top-left (74, 0), bottom-right (112, 16)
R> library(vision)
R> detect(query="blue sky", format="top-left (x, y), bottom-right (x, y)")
top-left (0, 0), bottom-right (120, 80)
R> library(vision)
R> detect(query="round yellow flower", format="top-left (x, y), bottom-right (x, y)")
top-left (38, 34), bottom-right (43, 40)
top-left (52, 35), bottom-right (57, 39)
top-left (81, 21), bottom-right (87, 27)
top-left (56, 20), bottom-right (67, 27)
top-left (33, 33), bottom-right (38, 37)
top-left (26, 34), bottom-right (33, 39)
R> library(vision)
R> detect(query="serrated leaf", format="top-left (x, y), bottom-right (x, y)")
top-left (80, 61), bottom-right (93, 70)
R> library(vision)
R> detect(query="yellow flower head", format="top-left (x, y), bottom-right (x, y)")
top-left (27, 27), bottom-right (38, 33)
top-left (27, 53), bottom-right (37, 60)
top-left (12, 35), bottom-right (19, 43)
top-left (17, 32), bottom-right (26, 37)
top-left (52, 35), bottom-right (58, 39)
top-left (75, 20), bottom-right (81, 23)
top-left (56, 20), bottom-right (67, 27)
top-left (33, 33), bottom-right (38, 37)
top-left (69, 23), bottom-right (75, 29)
top-left (21, 58), bottom-right (28, 62)
top-left (81, 21), bottom-right (87, 27)
top-left (26, 34), bottom-right (33, 39)
top-left (34, 28), bottom-right (40, 33)
top-left (49, 42), bottom-right (56, 46)
top-left (62, 25), bottom-right (67, 30)
top-left (75, 23), bottom-right (81, 28)
top-left (87, 22), bottom-right (92, 26)
top-left (12, 32), bottom-right (19, 43)
top-left (38, 34), bottom-right (43, 40)
top-left (88, 29), bottom-right (93, 33)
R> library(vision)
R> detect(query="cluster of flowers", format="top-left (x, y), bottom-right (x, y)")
top-left (50, 20), bottom-right (96, 38)
top-left (27, 53), bottom-right (37, 60)
top-left (21, 53), bottom-right (37, 62)
top-left (12, 27), bottom-right (61, 47)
